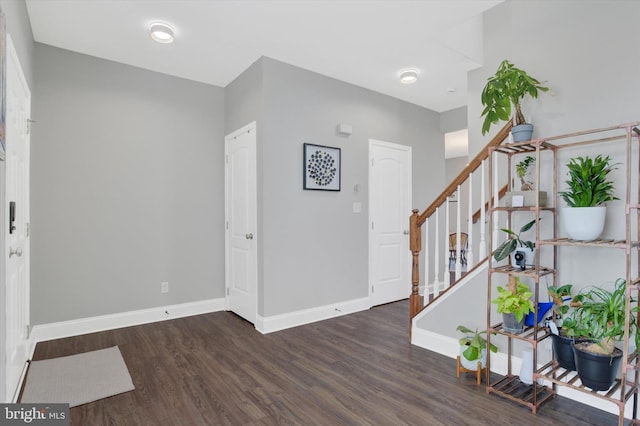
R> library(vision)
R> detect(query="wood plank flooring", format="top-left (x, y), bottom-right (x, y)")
top-left (28, 301), bottom-right (622, 425)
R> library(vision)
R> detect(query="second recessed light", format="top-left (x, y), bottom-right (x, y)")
top-left (150, 22), bottom-right (175, 44)
top-left (399, 70), bottom-right (418, 84)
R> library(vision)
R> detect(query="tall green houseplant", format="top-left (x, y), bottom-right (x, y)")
top-left (558, 155), bottom-right (618, 207)
top-left (558, 155), bottom-right (619, 241)
top-left (481, 60), bottom-right (549, 141)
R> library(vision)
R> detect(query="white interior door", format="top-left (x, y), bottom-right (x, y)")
top-left (4, 35), bottom-right (31, 401)
top-left (225, 122), bottom-right (257, 324)
top-left (369, 140), bottom-right (411, 307)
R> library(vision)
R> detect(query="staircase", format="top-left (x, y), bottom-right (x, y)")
top-left (409, 121), bottom-right (513, 322)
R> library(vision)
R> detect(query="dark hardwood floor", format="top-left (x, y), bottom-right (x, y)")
top-left (28, 300), bottom-right (623, 425)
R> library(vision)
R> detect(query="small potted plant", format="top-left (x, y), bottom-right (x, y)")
top-left (492, 276), bottom-right (535, 334)
top-left (456, 325), bottom-right (498, 371)
top-left (558, 154), bottom-right (619, 241)
top-left (506, 155), bottom-right (548, 207)
top-left (562, 278), bottom-right (638, 390)
top-left (493, 219), bottom-right (537, 269)
top-left (545, 284), bottom-right (583, 371)
top-left (481, 60), bottom-right (550, 141)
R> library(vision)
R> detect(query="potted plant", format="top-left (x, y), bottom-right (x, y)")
top-left (456, 325), bottom-right (498, 371)
top-left (548, 284), bottom-right (573, 326)
top-left (545, 284), bottom-right (584, 371)
top-left (558, 155), bottom-right (619, 241)
top-left (493, 219), bottom-right (537, 269)
top-left (492, 276), bottom-right (535, 333)
top-left (506, 155), bottom-right (548, 207)
top-left (481, 59), bottom-right (550, 141)
top-left (562, 278), bottom-right (638, 390)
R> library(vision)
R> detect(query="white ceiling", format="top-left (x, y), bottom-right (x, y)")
top-left (25, 0), bottom-right (502, 113)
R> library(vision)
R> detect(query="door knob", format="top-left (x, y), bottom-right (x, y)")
top-left (403, 230), bottom-right (410, 235)
top-left (9, 246), bottom-right (23, 258)
top-left (245, 233), bottom-right (254, 240)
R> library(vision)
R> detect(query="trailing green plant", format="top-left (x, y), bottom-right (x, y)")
top-left (558, 155), bottom-right (619, 208)
top-left (480, 60), bottom-right (550, 135)
top-left (493, 219), bottom-right (537, 262)
top-left (516, 155), bottom-right (535, 191)
top-left (456, 325), bottom-right (498, 362)
top-left (547, 284), bottom-right (572, 320)
top-left (492, 277), bottom-right (535, 322)
top-left (562, 278), bottom-right (638, 355)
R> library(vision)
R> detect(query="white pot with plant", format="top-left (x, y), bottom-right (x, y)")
top-left (456, 325), bottom-right (498, 371)
top-left (558, 155), bottom-right (618, 241)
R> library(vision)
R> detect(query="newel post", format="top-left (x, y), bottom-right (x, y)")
top-left (409, 209), bottom-right (423, 321)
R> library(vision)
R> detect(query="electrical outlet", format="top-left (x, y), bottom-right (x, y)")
top-left (161, 282), bottom-right (169, 293)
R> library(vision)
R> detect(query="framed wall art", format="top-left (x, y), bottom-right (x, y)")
top-left (303, 143), bottom-right (341, 191)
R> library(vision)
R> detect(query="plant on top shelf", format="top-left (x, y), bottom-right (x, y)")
top-left (516, 155), bottom-right (536, 191)
top-left (456, 325), bottom-right (498, 363)
top-left (558, 155), bottom-right (619, 241)
top-left (480, 60), bottom-right (550, 141)
top-left (493, 219), bottom-right (537, 270)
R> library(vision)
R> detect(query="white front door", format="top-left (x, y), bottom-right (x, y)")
top-left (4, 35), bottom-right (31, 401)
top-left (225, 122), bottom-right (257, 324)
top-left (369, 140), bottom-right (411, 307)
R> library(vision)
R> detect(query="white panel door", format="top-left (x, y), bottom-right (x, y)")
top-left (225, 123), bottom-right (257, 324)
top-left (4, 35), bottom-right (31, 402)
top-left (369, 140), bottom-right (411, 307)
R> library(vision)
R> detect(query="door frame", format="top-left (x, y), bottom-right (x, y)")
top-left (368, 139), bottom-right (412, 304)
top-left (224, 121), bottom-right (258, 323)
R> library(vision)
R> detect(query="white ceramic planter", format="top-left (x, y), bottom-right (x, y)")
top-left (459, 346), bottom-right (487, 371)
top-left (561, 206), bottom-right (606, 241)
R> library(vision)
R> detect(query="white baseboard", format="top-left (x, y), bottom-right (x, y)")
top-left (256, 297), bottom-right (370, 334)
top-left (30, 298), bottom-right (226, 344)
top-left (411, 327), bottom-right (634, 419)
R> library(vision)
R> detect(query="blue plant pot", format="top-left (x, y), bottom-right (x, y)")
top-left (524, 301), bottom-right (554, 326)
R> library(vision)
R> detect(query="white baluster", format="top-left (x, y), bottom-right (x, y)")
top-left (424, 217), bottom-right (429, 305)
top-left (432, 209), bottom-right (440, 297)
top-left (479, 160), bottom-right (487, 259)
top-left (444, 201), bottom-right (451, 289)
top-left (467, 174), bottom-right (474, 268)
top-left (455, 185), bottom-right (462, 280)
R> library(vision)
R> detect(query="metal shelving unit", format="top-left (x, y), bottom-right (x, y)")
top-left (485, 123), bottom-right (640, 425)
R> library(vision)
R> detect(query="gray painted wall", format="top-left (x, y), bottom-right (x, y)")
top-left (419, 0), bottom-right (640, 339)
top-left (225, 57), bottom-right (444, 318)
top-left (440, 106), bottom-right (467, 134)
top-left (260, 58), bottom-right (443, 317)
top-left (0, 0), bottom-right (34, 403)
top-left (31, 44), bottom-right (226, 324)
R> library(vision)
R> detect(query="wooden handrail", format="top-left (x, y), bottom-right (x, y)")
top-left (416, 121), bottom-right (513, 227)
top-left (472, 184), bottom-right (509, 224)
top-left (409, 121), bottom-right (513, 322)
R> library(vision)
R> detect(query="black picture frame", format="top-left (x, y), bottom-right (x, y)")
top-left (303, 143), bottom-right (341, 191)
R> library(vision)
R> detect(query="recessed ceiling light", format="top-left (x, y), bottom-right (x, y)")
top-left (399, 69), bottom-right (418, 84)
top-left (150, 22), bottom-right (175, 44)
